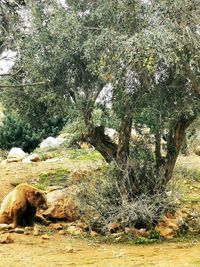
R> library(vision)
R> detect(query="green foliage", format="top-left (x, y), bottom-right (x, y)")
top-left (93, 108), bottom-right (120, 129)
top-left (1, 0), bottom-right (199, 131)
top-left (135, 237), bottom-right (158, 245)
top-left (61, 118), bottom-right (85, 136)
top-left (0, 112), bottom-right (42, 152)
top-left (0, 112), bottom-right (65, 152)
top-left (0, 1), bottom-right (19, 54)
top-left (148, 229), bottom-right (160, 239)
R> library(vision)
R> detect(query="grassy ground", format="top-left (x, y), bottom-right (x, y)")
top-left (174, 155), bottom-right (200, 210)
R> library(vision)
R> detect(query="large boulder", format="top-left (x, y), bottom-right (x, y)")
top-left (155, 212), bottom-right (188, 239)
top-left (40, 137), bottom-right (64, 149)
top-left (7, 147), bottom-right (26, 163)
top-left (43, 186), bottom-right (80, 221)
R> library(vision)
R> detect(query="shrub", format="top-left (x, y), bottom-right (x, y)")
top-left (77, 164), bottom-right (173, 234)
top-left (0, 112), bottom-right (65, 152)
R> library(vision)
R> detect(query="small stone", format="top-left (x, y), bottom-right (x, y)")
top-left (14, 228), bottom-right (25, 234)
top-left (24, 231), bottom-right (30, 235)
top-left (155, 227), bottom-right (175, 239)
top-left (33, 226), bottom-right (40, 236)
top-left (7, 147), bottom-right (26, 162)
top-left (90, 231), bottom-right (98, 237)
top-left (25, 226), bottom-right (34, 232)
top-left (194, 145), bottom-right (200, 156)
top-left (138, 228), bottom-right (149, 238)
top-left (58, 230), bottom-right (66, 235)
top-left (0, 224), bottom-right (11, 231)
top-left (124, 227), bottom-right (138, 237)
top-left (67, 226), bottom-right (84, 235)
top-left (41, 234), bottom-right (50, 240)
top-left (107, 222), bottom-right (120, 233)
top-left (0, 234), bottom-right (14, 244)
top-left (65, 246), bottom-right (75, 253)
top-left (51, 223), bottom-right (63, 230)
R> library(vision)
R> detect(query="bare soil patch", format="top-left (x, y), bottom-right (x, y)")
top-left (0, 233), bottom-right (200, 267)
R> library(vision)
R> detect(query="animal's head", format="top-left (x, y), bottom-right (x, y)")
top-left (27, 190), bottom-right (48, 209)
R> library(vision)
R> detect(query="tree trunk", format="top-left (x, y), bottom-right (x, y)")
top-left (82, 125), bottom-right (118, 163)
top-left (117, 115), bottom-right (133, 166)
top-left (161, 116), bottom-right (195, 186)
top-left (114, 114), bottom-right (133, 200)
top-left (82, 112), bottom-right (195, 196)
top-left (155, 128), bottom-right (164, 170)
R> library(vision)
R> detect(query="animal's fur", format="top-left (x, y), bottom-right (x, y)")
top-left (0, 183), bottom-right (47, 228)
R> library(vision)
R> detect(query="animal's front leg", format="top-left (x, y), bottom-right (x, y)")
top-left (11, 208), bottom-right (23, 228)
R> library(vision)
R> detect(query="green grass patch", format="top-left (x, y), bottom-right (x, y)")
top-left (181, 195), bottom-right (200, 204)
top-left (134, 237), bottom-right (158, 245)
top-left (66, 149), bottom-right (103, 161)
top-left (35, 167), bottom-right (70, 189)
top-left (174, 166), bottom-right (200, 182)
top-left (191, 260), bottom-right (200, 266)
top-left (34, 146), bottom-right (103, 161)
top-left (34, 147), bottom-right (64, 161)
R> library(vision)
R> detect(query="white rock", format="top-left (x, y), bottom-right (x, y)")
top-left (105, 128), bottom-right (119, 143)
top-left (40, 137), bottom-right (64, 149)
top-left (7, 147), bottom-right (26, 162)
top-left (0, 224), bottom-right (11, 230)
top-left (22, 158), bottom-right (31, 163)
top-left (22, 153), bottom-right (40, 163)
top-left (14, 228), bottom-right (25, 234)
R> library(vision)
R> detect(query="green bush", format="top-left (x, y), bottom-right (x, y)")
top-left (0, 112), bottom-right (65, 152)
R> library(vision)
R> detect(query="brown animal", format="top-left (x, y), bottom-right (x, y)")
top-left (0, 183), bottom-right (48, 228)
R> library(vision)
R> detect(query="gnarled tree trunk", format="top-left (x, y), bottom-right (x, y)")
top-left (82, 125), bottom-right (118, 163)
top-left (160, 116), bottom-right (195, 187)
top-left (82, 113), bottom-right (196, 196)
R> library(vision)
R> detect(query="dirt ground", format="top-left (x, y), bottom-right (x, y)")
top-left (0, 155), bottom-right (200, 267)
top-left (0, 233), bottom-right (200, 267)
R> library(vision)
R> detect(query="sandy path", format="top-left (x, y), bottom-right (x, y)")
top-left (0, 233), bottom-right (200, 267)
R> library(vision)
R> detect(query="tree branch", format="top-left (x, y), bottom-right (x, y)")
top-left (0, 69), bottom-right (21, 77)
top-left (0, 81), bottom-right (46, 88)
top-left (68, 88), bottom-right (77, 103)
top-left (185, 64), bottom-right (200, 95)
